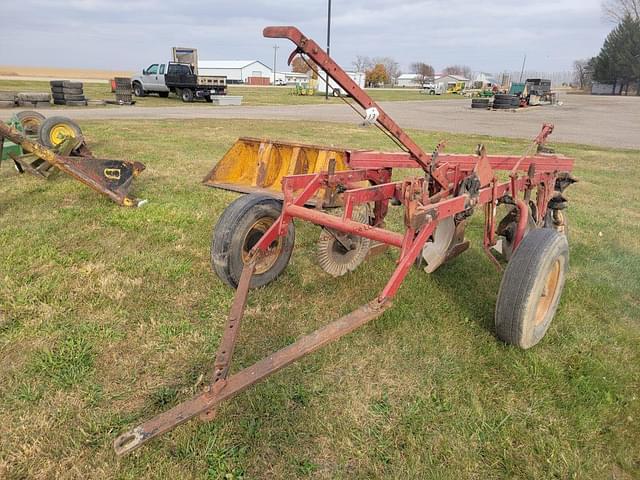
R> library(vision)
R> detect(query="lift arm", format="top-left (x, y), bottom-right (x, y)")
top-left (264, 26), bottom-right (447, 188)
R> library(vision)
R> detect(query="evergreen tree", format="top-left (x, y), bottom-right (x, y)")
top-left (593, 15), bottom-right (640, 94)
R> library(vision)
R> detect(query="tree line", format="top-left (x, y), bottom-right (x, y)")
top-left (575, 1), bottom-right (640, 94)
top-left (291, 54), bottom-right (473, 88)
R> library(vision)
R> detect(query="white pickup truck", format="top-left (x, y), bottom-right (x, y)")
top-left (131, 63), bottom-right (171, 97)
top-left (131, 48), bottom-right (227, 102)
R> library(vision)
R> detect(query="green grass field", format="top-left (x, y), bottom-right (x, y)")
top-left (0, 79), bottom-right (461, 107)
top-left (0, 119), bottom-right (638, 479)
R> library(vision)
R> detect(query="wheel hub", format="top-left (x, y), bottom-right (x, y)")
top-left (241, 218), bottom-right (282, 275)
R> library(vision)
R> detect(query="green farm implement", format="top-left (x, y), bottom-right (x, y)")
top-left (0, 111), bottom-right (146, 207)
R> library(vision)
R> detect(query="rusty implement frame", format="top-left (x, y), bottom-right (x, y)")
top-left (0, 122), bottom-right (146, 207)
top-left (113, 26), bottom-right (576, 455)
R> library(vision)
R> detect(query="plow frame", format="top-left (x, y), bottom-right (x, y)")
top-left (113, 26), bottom-right (575, 455)
top-left (114, 124), bottom-right (574, 456)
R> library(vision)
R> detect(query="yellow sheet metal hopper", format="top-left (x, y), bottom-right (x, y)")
top-left (203, 137), bottom-right (354, 204)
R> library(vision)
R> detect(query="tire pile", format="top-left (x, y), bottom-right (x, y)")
top-left (0, 91), bottom-right (51, 109)
top-left (471, 98), bottom-right (490, 109)
top-left (0, 91), bottom-right (17, 108)
top-left (50, 81), bottom-right (87, 106)
top-left (493, 94), bottom-right (520, 110)
top-left (114, 77), bottom-right (134, 105)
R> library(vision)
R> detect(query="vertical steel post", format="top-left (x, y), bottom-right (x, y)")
top-left (273, 45), bottom-right (279, 85)
top-left (325, 0), bottom-right (332, 100)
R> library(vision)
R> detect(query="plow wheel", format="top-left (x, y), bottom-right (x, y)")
top-left (317, 206), bottom-right (372, 277)
top-left (16, 111), bottom-right (46, 135)
top-left (495, 229), bottom-right (568, 349)
top-left (38, 116), bottom-right (83, 148)
top-left (212, 193), bottom-right (295, 289)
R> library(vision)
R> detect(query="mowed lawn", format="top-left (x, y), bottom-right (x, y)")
top-left (0, 119), bottom-right (638, 479)
top-left (0, 79), bottom-right (462, 107)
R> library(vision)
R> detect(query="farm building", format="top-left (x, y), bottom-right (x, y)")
top-left (474, 72), bottom-right (501, 88)
top-left (434, 74), bottom-right (471, 91)
top-left (591, 82), bottom-right (615, 95)
top-left (198, 60), bottom-right (273, 84)
top-left (274, 71), bottom-right (310, 85)
top-left (397, 73), bottom-right (422, 87)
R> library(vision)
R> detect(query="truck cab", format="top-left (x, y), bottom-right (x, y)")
top-left (131, 63), bottom-right (170, 97)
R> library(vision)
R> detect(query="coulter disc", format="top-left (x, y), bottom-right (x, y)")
top-left (317, 207), bottom-right (371, 277)
top-left (421, 217), bottom-right (456, 273)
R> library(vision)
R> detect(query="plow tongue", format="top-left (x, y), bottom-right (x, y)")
top-left (114, 294), bottom-right (390, 455)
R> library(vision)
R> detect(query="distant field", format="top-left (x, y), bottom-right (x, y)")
top-left (0, 119), bottom-right (638, 479)
top-left (0, 66), bottom-right (132, 80)
top-left (0, 79), bottom-right (462, 107)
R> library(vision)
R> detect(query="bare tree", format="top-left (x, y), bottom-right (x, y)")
top-left (573, 59), bottom-right (594, 90)
top-left (352, 55), bottom-right (372, 73)
top-left (602, 0), bottom-right (640, 22)
top-left (442, 65), bottom-right (473, 79)
top-left (410, 62), bottom-right (435, 85)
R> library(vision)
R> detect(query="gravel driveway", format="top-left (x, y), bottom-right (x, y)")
top-left (1, 94), bottom-right (638, 149)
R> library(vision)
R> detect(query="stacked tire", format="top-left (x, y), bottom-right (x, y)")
top-left (0, 91), bottom-right (17, 109)
top-left (17, 92), bottom-right (52, 108)
top-left (114, 77), bottom-right (134, 104)
top-left (50, 81), bottom-right (87, 106)
top-left (471, 98), bottom-right (490, 109)
top-left (493, 94), bottom-right (519, 110)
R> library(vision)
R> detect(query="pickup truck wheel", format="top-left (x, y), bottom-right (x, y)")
top-left (181, 88), bottom-right (194, 102)
top-left (132, 82), bottom-right (146, 97)
top-left (158, 92), bottom-right (169, 98)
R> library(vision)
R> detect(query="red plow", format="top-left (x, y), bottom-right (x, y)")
top-left (114, 26), bottom-right (576, 455)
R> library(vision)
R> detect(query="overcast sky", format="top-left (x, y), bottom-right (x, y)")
top-left (0, 0), bottom-right (611, 74)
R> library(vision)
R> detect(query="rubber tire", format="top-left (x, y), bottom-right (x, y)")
top-left (211, 194), bottom-right (295, 289)
top-left (38, 116), bottom-right (83, 147)
top-left (17, 92), bottom-right (51, 102)
top-left (62, 81), bottom-right (83, 89)
top-left (181, 88), bottom-right (194, 102)
top-left (158, 91), bottom-right (170, 98)
top-left (62, 87), bottom-right (83, 95)
top-left (65, 100), bottom-right (88, 107)
top-left (16, 110), bottom-right (46, 134)
top-left (62, 94), bottom-right (86, 101)
top-left (495, 229), bottom-right (569, 349)
top-left (53, 99), bottom-right (67, 106)
top-left (132, 82), bottom-right (146, 97)
top-left (205, 96), bottom-right (213, 103)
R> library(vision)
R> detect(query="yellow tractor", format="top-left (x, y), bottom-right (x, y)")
top-left (446, 81), bottom-right (466, 94)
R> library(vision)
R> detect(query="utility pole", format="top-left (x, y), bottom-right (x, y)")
top-left (325, 0), bottom-right (332, 99)
top-left (519, 54), bottom-right (527, 83)
top-left (273, 45), bottom-right (279, 86)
